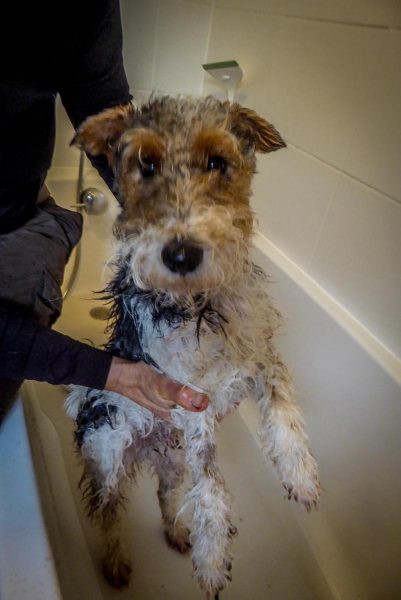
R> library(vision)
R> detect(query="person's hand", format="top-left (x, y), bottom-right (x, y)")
top-left (104, 356), bottom-right (209, 420)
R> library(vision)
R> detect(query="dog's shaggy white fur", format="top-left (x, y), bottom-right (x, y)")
top-left (66, 96), bottom-right (320, 598)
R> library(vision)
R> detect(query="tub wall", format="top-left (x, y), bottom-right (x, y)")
top-left (250, 243), bottom-right (401, 600)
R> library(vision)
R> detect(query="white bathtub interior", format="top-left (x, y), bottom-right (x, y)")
top-left (1, 174), bottom-right (401, 600)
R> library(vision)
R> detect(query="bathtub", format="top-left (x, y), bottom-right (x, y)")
top-left (1, 173), bottom-right (400, 600)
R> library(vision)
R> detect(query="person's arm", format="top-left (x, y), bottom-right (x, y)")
top-left (59, 0), bottom-right (132, 191)
top-left (0, 308), bottom-right (208, 418)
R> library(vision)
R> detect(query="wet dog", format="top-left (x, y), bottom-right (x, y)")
top-left (66, 96), bottom-right (320, 598)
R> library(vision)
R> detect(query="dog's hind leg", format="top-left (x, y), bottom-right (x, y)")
top-left (76, 399), bottom-right (134, 588)
top-left (150, 445), bottom-right (191, 553)
top-left (258, 355), bottom-right (320, 511)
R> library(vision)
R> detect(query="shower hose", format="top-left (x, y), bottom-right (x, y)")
top-left (62, 149), bottom-right (85, 300)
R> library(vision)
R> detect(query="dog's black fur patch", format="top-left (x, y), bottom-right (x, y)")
top-left (75, 391), bottom-right (118, 449)
top-left (74, 257), bottom-right (230, 446)
top-left (102, 256), bottom-right (229, 356)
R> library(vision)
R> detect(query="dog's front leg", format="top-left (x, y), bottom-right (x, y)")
top-left (179, 411), bottom-right (236, 598)
top-left (258, 355), bottom-right (320, 510)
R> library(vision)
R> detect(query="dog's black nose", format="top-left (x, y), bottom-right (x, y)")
top-left (161, 238), bottom-right (203, 275)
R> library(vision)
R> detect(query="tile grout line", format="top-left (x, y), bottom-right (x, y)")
top-left (305, 22), bottom-right (389, 270)
top-left (287, 142), bottom-right (401, 207)
top-left (213, 5), bottom-right (401, 32)
top-left (200, 0), bottom-right (216, 96)
top-left (305, 176), bottom-right (339, 272)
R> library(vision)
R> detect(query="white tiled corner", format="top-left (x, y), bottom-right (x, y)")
top-left (204, 8), bottom-right (284, 113)
top-left (121, 0), bottom-right (159, 91)
top-left (342, 31), bottom-right (401, 202)
top-left (153, 0), bottom-right (212, 95)
top-left (308, 177), bottom-right (401, 359)
top-left (268, 18), bottom-right (385, 171)
top-left (252, 146), bottom-right (339, 269)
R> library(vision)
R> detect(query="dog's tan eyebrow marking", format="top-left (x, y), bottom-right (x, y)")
top-left (120, 129), bottom-right (165, 181)
top-left (123, 128), bottom-right (165, 162)
top-left (191, 128), bottom-right (238, 168)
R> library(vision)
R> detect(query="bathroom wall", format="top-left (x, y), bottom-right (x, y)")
top-left (52, 0), bottom-right (401, 363)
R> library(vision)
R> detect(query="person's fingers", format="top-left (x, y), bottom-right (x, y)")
top-left (154, 373), bottom-right (209, 412)
top-left (105, 358), bottom-right (209, 415)
top-left (139, 369), bottom-right (178, 408)
top-left (176, 386), bottom-right (209, 411)
top-left (129, 388), bottom-right (172, 420)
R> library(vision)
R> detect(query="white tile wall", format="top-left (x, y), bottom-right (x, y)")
top-left (121, 0), bottom-right (159, 91)
top-left (343, 31), bottom-right (401, 202)
top-left (153, 0), bottom-right (212, 94)
top-left (52, 1), bottom-right (401, 360)
top-left (267, 18), bottom-right (385, 171)
top-left (270, 0), bottom-right (400, 27)
top-left (215, 0), bottom-right (272, 12)
top-left (121, 0), bottom-right (212, 96)
top-left (309, 178), bottom-right (401, 357)
top-left (216, 0), bottom-right (400, 27)
top-left (252, 147), bottom-right (339, 267)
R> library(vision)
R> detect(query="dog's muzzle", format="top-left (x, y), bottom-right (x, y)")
top-left (161, 237), bottom-right (203, 275)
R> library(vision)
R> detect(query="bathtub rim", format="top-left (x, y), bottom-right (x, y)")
top-left (0, 396), bottom-right (63, 600)
top-left (21, 382), bottom-right (105, 600)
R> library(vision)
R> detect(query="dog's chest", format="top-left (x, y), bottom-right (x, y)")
top-left (138, 307), bottom-right (254, 414)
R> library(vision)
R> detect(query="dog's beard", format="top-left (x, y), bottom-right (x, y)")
top-left (126, 233), bottom-right (248, 300)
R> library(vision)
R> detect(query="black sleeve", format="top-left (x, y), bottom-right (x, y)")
top-left (0, 308), bottom-right (113, 390)
top-left (59, 0), bottom-right (132, 189)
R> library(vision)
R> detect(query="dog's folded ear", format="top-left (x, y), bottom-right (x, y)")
top-left (228, 104), bottom-right (286, 154)
top-left (71, 104), bottom-right (135, 164)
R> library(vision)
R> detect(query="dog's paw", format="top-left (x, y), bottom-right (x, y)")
top-left (102, 556), bottom-right (132, 588)
top-left (194, 559), bottom-right (232, 597)
top-left (282, 452), bottom-right (321, 511)
top-left (283, 479), bottom-right (320, 511)
top-left (164, 524), bottom-right (192, 554)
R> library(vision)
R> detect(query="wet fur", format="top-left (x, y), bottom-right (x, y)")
top-left (66, 96), bottom-right (320, 596)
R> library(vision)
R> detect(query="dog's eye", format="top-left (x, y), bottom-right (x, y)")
top-left (139, 156), bottom-right (158, 178)
top-left (207, 155), bottom-right (227, 174)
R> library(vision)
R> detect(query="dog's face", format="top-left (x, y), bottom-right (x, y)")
top-left (74, 97), bottom-right (285, 297)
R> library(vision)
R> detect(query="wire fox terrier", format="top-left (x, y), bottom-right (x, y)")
top-left (66, 96), bottom-right (320, 598)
